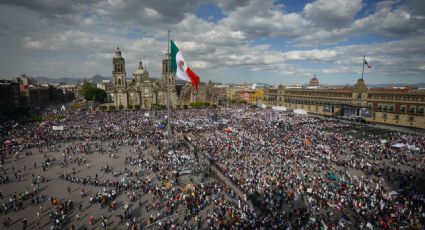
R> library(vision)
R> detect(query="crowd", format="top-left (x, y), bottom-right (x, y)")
top-left (189, 108), bottom-right (425, 229)
top-left (0, 106), bottom-right (424, 229)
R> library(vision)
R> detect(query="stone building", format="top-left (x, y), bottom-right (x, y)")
top-left (0, 79), bottom-right (20, 115)
top-left (108, 47), bottom-right (215, 109)
top-left (309, 75), bottom-right (319, 87)
top-left (263, 77), bottom-right (425, 129)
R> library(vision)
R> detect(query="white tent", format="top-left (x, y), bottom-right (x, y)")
top-left (272, 106), bottom-right (287, 111)
top-left (258, 103), bottom-right (267, 109)
top-left (272, 106), bottom-right (288, 111)
top-left (52, 125), bottom-right (64, 131)
top-left (294, 109), bottom-right (307, 115)
top-left (391, 143), bottom-right (406, 148)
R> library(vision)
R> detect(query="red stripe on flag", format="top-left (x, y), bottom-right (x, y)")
top-left (185, 67), bottom-right (200, 92)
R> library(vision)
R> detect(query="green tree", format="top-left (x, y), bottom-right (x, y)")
top-left (79, 82), bottom-right (93, 97)
top-left (99, 105), bottom-right (107, 111)
top-left (84, 87), bottom-right (107, 102)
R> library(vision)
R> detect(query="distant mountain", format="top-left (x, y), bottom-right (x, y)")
top-left (35, 75), bottom-right (111, 84)
top-left (255, 82), bottom-right (272, 87)
top-left (91, 74), bottom-right (110, 83)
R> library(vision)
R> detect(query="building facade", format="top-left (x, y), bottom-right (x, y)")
top-left (108, 47), bottom-right (215, 109)
top-left (264, 77), bottom-right (425, 129)
top-left (0, 79), bottom-right (20, 115)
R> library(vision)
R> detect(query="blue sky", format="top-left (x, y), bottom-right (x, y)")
top-left (0, 0), bottom-right (424, 86)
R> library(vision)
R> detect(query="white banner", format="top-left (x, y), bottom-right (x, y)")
top-left (52, 125), bottom-right (64, 131)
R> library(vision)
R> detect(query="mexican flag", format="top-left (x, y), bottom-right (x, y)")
top-left (364, 59), bottom-right (371, 68)
top-left (171, 40), bottom-right (200, 91)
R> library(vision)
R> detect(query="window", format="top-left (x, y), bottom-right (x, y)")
top-left (394, 114), bottom-right (399, 120)
top-left (409, 116), bottom-right (414, 122)
top-left (400, 105), bottom-right (407, 113)
top-left (377, 104), bottom-right (383, 111)
top-left (418, 107), bottom-right (425, 115)
top-left (388, 105), bottom-right (395, 112)
top-left (383, 113), bottom-right (387, 119)
top-left (383, 105), bottom-right (388, 111)
top-left (409, 106), bottom-right (416, 114)
top-left (368, 103), bottom-right (373, 108)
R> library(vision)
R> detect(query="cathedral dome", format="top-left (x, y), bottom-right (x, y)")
top-left (133, 68), bottom-right (146, 75)
top-left (309, 75), bottom-right (319, 87)
top-left (133, 61), bottom-right (147, 75)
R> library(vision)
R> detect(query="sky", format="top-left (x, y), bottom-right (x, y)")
top-left (0, 0), bottom-right (424, 85)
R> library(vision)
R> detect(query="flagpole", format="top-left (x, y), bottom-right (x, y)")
top-left (361, 55), bottom-right (365, 80)
top-left (166, 28), bottom-right (172, 136)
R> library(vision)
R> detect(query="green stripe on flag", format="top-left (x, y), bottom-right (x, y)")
top-left (170, 40), bottom-right (179, 73)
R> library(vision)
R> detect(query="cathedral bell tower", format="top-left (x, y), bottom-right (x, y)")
top-left (113, 46), bottom-right (126, 87)
top-left (161, 53), bottom-right (175, 87)
top-left (112, 46), bottom-right (128, 108)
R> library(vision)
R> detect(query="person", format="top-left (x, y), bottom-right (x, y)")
top-left (88, 216), bottom-right (95, 225)
top-left (22, 218), bottom-right (27, 230)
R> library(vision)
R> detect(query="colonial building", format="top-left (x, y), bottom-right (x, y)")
top-left (108, 47), bottom-right (216, 109)
top-left (0, 79), bottom-right (20, 115)
top-left (264, 76), bottom-right (425, 129)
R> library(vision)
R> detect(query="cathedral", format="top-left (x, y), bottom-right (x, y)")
top-left (108, 47), bottom-right (216, 109)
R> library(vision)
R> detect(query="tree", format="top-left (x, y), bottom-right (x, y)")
top-left (79, 82), bottom-right (93, 97)
top-left (99, 105), bottom-right (107, 111)
top-left (84, 87), bottom-right (107, 102)
top-left (190, 102), bottom-right (210, 108)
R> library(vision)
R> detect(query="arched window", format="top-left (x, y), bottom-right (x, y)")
top-left (118, 79), bottom-right (122, 85)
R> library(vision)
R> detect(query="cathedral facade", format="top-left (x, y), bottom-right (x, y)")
top-left (108, 47), bottom-right (217, 109)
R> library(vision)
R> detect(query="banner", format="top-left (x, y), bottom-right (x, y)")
top-left (323, 105), bottom-right (332, 112)
top-left (52, 125), bottom-right (64, 131)
top-left (360, 108), bottom-right (372, 117)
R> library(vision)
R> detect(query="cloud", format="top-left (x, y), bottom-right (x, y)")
top-left (299, 0), bottom-right (425, 44)
top-left (95, 0), bottom-right (205, 30)
top-left (283, 49), bottom-right (338, 61)
top-left (220, 0), bottom-right (311, 39)
top-left (303, 0), bottom-right (363, 29)
top-left (23, 37), bottom-right (43, 49)
top-left (0, 0), bottom-right (98, 18)
top-left (0, 0), bottom-right (424, 84)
